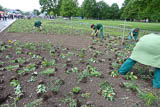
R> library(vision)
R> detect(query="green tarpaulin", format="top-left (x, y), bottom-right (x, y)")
top-left (130, 33), bottom-right (160, 68)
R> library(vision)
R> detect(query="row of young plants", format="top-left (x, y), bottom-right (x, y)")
top-left (0, 35), bottom-right (160, 106)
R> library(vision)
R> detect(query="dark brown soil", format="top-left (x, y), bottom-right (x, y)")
top-left (0, 31), bottom-right (159, 107)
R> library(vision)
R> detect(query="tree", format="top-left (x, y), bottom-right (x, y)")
top-left (121, 0), bottom-right (160, 21)
top-left (110, 3), bottom-right (120, 19)
top-left (0, 5), bottom-right (4, 11)
top-left (33, 9), bottom-right (40, 16)
top-left (39, 0), bottom-right (62, 15)
top-left (81, 0), bottom-right (96, 19)
top-left (60, 0), bottom-right (78, 18)
top-left (96, 1), bottom-right (110, 19)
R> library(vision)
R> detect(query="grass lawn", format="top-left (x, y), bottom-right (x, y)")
top-left (8, 18), bottom-right (160, 37)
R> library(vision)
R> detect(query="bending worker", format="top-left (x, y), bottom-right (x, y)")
top-left (34, 20), bottom-right (42, 30)
top-left (91, 24), bottom-right (104, 39)
top-left (119, 33), bottom-right (160, 88)
top-left (128, 28), bottom-right (139, 41)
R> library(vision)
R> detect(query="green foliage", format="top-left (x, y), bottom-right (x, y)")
top-left (139, 92), bottom-right (158, 106)
top-left (40, 68), bottom-right (55, 75)
top-left (78, 70), bottom-right (90, 82)
top-left (36, 84), bottom-right (47, 94)
top-left (122, 0), bottom-right (160, 21)
top-left (110, 70), bottom-right (119, 78)
top-left (81, 93), bottom-right (90, 99)
top-left (28, 76), bottom-right (37, 82)
top-left (99, 81), bottom-right (116, 101)
top-left (72, 86), bottom-right (81, 94)
top-left (126, 72), bottom-right (138, 80)
top-left (0, 5), bottom-right (4, 11)
top-left (24, 64), bottom-right (36, 72)
top-left (5, 65), bottom-right (19, 71)
top-left (61, 95), bottom-right (77, 107)
top-left (33, 9), bottom-right (40, 16)
top-left (42, 59), bottom-right (56, 67)
top-left (49, 79), bottom-right (63, 93)
top-left (10, 80), bottom-right (19, 87)
top-left (81, 0), bottom-right (97, 18)
top-left (60, 0), bottom-right (78, 17)
top-left (15, 84), bottom-right (23, 96)
top-left (39, 0), bottom-right (62, 15)
top-left (24, 98), bottom-right (43, 107)
top-left (72, 67), bottom-right (78, 73)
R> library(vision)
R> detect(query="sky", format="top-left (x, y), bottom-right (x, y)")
top-left (0, 0), bottom-right (124, 12)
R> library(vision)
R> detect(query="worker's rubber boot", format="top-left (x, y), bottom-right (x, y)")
top-left (153, 68), bottom-right (160, 88)
top-left (100, 27), bottom-right (104, 39)
top-left (118, 58), bottom-right (136, 75)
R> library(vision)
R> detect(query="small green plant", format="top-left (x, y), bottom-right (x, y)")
top-left (99, 81), bottom-right (115, 101)
top-left (60, 53), bottom-right (66, 58)
top-left (5, 65), bottom-right (19, 71)
top-left (24, 64), bottom-right (36, 72)
top-left (88, 58), bottom-right (96, 63)
top-left (61, 95), bottom-right (77, 107)
top-left (72, 67), bottom-right (78, 73)
top-left (32, 54), bottom-right (41, 59)
top-left (110, 70), bottom-right (119, 78)
top-left (49, 78), bottom-right (64, 94)
top-left (112, 61), bottom-right (120, 69)
top-left (0, 60), bottom-right (4, 66)
top-left (24, 98), bottom-right (43, 107)
top-left (81, 93), bottom-right (90, 99)
top-left (28, 76), bottom-right (36, 82)
top-left (36, 84), bottom-right (47, 94)
top-left (78, 70), bottom-right (90, 83)
top-left (16, 70), bottom-right (25, 75)
top-left (40, 68), bottom-right (55, 76)
top-left (139, 92), bottom-right (158, 106)
top-left (72, 86), bottom-right (81, 94)
top-left (10, 79), bottom-right (19, 87)
top-left (15, 84), bottom-right (23, 96)
top-left (42, 59), bottom-right (55, 67)
top-left (78, 48), bottom-right (86, 58)
top-left (126, 72), bottom-right (138, 80)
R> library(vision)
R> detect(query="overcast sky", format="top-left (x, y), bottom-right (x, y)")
top-left (0, 0), bottom-right (124, 12)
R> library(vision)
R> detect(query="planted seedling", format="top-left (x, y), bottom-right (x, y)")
top-left (24, 98), bottom-right (43, 107)
top-left (78, 70), bottom-right (90, 83)
top-left (36, 84), bottom-right (47, 94)
top-left (72, 67), bottom-right (78, 73)
top-left (0, 60), bottom-right (4, 67)
top-left (40, 68), bottom-right (55, 76)
top-left (32, 54), bottom-right (41, 59)
top-left (81, 93), bottom-right (90, 99)
top-left (5, 65), bottom-right (19, 71)
top-left (49, 78), bottom-right (64, 94)
top-left (88, 58), bottom-right (96, 63)
top-left (99, 81), bottom-right (116, 101)
top-left (110, 70), bottom-right (119, 78)
top-left (112, 61), bottom-right (120, 69)
top-left (61, 96), bottom-right (78, 107)
top-left (125, 72), bottom-right (138, 80)
top-left (10, 79), bottom-right (19, 87)
top-left (28, 76), bottom-right (37, 82)
top-left (139, 92), bottom-right (158, 106)
top-left (73, 86), bottom-right (81, 94)
top-left (42, 59), bottom-right (56, 67)
top-left (16, 69), bottom-right (25, 75)
top-left (24, 64), bottom-right (36, 72)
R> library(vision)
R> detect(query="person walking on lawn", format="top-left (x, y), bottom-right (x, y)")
top-left (34, 20), bottom-right (42, 31)
top-left (91, 24), bottom-right (104, 39)
top-left (118, 33), bottom-right (160, 88)
top-left (128, 28), bottom-right (139, 41)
